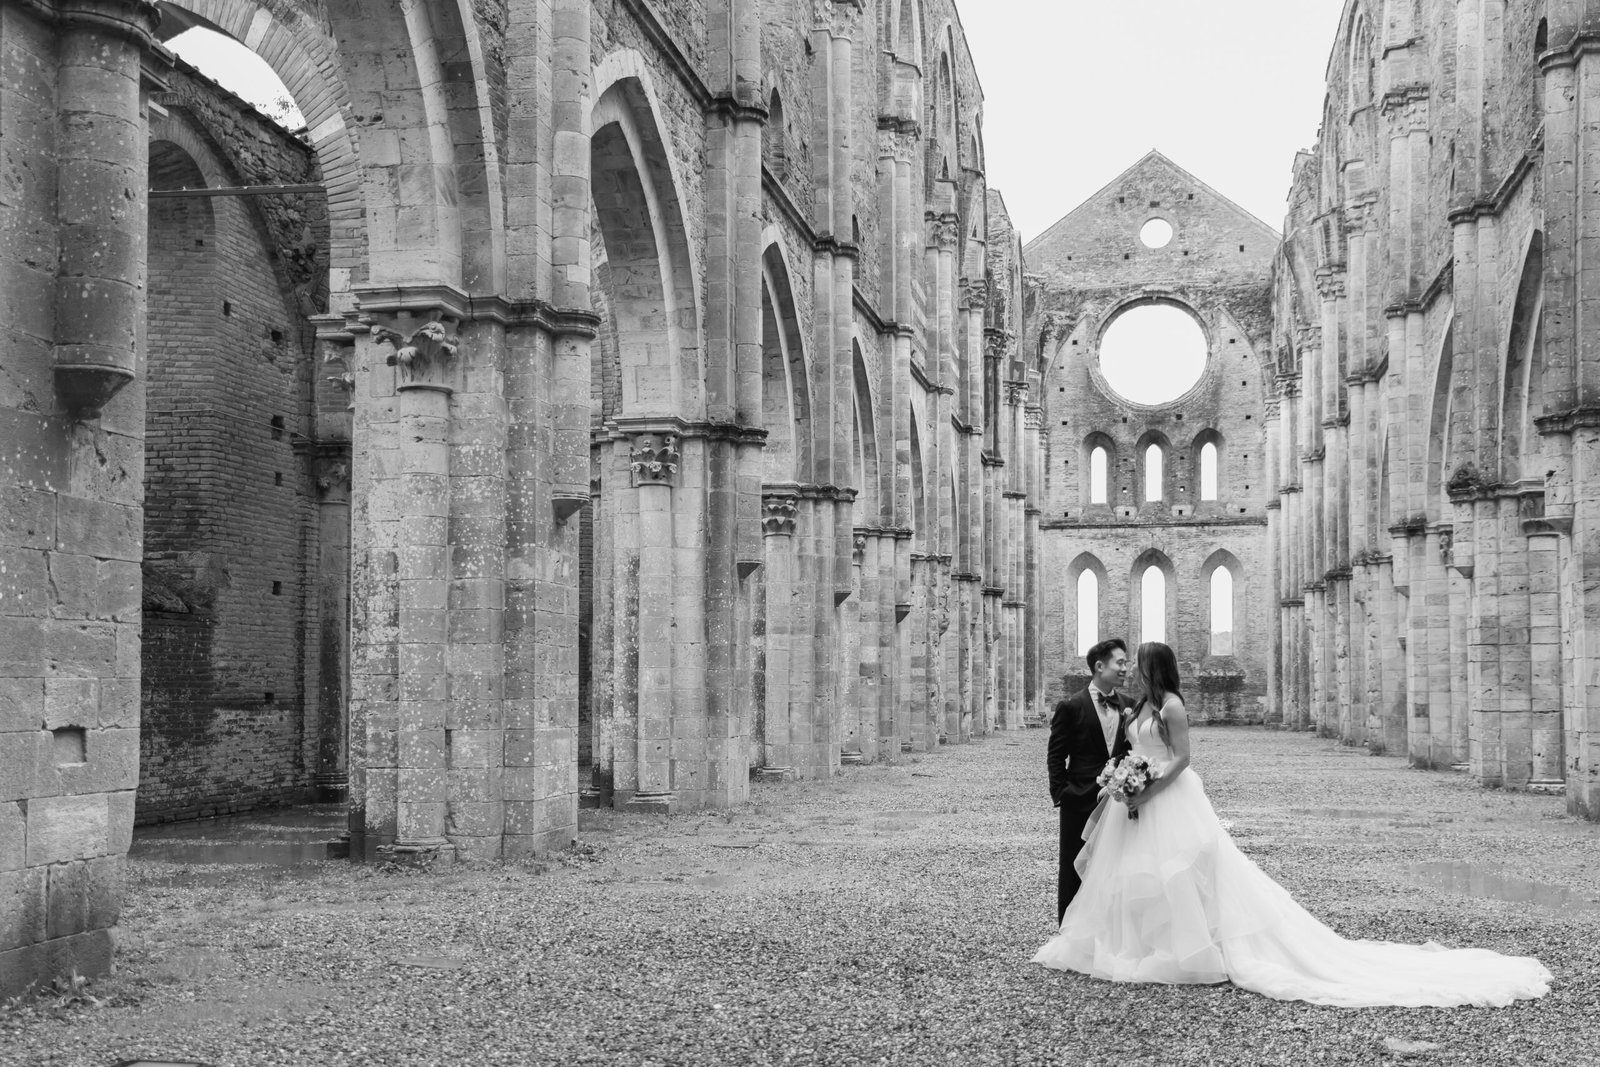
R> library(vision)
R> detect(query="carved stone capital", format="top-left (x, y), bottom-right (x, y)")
top-left (629, 433), bottom-right (680, 487)
top-left (1314, 270), bottom-right (1346, 301)
top-left (1004, 379), bottom-right (1029, 407)
top-left (762, 494), bottom-right (798, 536)
top-left (372, 314), bottom-right (460, 392)
top-left (315, 456), bottom-right (351, 497)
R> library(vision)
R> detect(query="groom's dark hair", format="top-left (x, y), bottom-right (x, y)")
top-left (1086, 638), bottom-right (1127, 676)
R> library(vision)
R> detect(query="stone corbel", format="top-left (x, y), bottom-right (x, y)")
top-left (630, 433), bottom-right (680, 487)
top-left (313, 449), bottom-right (352, 500)
top-left (319, 338), bottom-right (357, 412)
top-left (1438, 522), bottom-right (1473, 577)
top-left (553, 494), bottom-right (588, 527)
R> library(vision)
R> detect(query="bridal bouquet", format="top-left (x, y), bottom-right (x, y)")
top-left (1096, 754), bottom-right (1155, 820)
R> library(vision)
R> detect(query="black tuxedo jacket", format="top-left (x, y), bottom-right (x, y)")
top-left (1048, 687), bottom-right (1132, 811)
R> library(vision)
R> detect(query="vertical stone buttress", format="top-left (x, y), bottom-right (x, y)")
top-left (1538, 8), bottom-right (1600, 816)
top-left (1, 0), bottom-right (159, 999)
top-left (705, 0), bottom-right (763, 801)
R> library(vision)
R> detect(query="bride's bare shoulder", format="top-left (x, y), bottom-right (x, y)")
top-left (1159, 694), bottom-right (1188, 718)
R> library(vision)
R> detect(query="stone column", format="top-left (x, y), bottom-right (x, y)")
top-left (840, 531), bottom-right (869, 763)
top-left (628, 433), bottom-right (679, 810)
top-left (381, 316), bottom-right (459, 862)
top-left (758, 493), bottom-right (798, 778)
top-left (313, 451), bottom-right (352, 800)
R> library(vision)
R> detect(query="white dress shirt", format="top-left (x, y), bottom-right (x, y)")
top-left (1088, 683), bottom-right (1118, 754)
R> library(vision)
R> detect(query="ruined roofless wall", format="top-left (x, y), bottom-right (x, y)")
top-left (1026, 153), bottom-right (1277, 721)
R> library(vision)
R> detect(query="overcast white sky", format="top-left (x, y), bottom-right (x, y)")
top-left (960, 0), bottom-right (1350, 241)
top-left (172, 0), bottom-right (1351, 239)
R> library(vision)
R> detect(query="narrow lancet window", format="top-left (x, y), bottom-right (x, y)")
top-left (1145, 444), bottom-right (1164, 502)
top-left (1090, 446), bottom-right (1108, 504)
top-left (1200, 442), bottom-right (1218, 500)
top-left (1210, 568), bottom-right (1234, 655)
top-left (1076, 570), bottom-right (1099, 656)
top-left (1141, 567), bottom-right (1166, 645)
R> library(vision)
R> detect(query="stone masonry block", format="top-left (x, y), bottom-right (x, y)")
top-left (43, 678), bottom-right (98, 729)
top-left (0, 928), bottom-right (115, 1000)
top-left (54, 496), bottom-right (140, 561)
top-left (0, 802), bottom-right (24, 872)
top-left (48, 554), bottom-right (140, 621)
top-left (0, 487), bottom-right (56, 550)
top-left (0, 678), bottom-right (44, 732)
top-left (25, 793), bottom-right (109, 865)
top-left (0, 739), bottom-right (32, 803)
top-left (85, 855), bottom-right (124, 931)
top-left (45, 860), bottom-right (88, 940)
top-left (0, 867), bottom-right (46, 952)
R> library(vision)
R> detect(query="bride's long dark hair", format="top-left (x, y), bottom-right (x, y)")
top-left (1136, 641), bottom-right (1183, 749)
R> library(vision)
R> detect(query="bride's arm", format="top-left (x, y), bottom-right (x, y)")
top-left (1128, 698), bottom-right (1190, 811)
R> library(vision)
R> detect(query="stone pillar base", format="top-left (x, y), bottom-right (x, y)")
top-left (622, 791), bottom-right (674, 814)
top-left (1527, 780), bottom-right (1566, 795)
top-left (839, 752), bottom-right (865, 766)
top-left (314, 774), bottom-right (349, 803)
top-left (755, 767), bottom-right (793, 782)
top-left (578, 787), bottom-right (607, 809)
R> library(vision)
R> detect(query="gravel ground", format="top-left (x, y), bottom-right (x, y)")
top-left (3, 726), bottom-right (1597, 1067)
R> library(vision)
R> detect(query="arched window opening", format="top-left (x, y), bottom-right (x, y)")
top-left (1140, 568), bottom-right (1166, 645)
top-left (1076, 570), bottom-right (1099, 657)
top-left (1090, 446), bottom-right (1108, 504)
top-left (1200, 442), bottom-right (1218, 500)
top-left (1210, 568), bottom-right (1234, 656)
top-left (165, 27), bottom-right (304, 130)
top-left (1145, 444), bottom-right (1164, 502)
top-left (765, 89), bottom-right (787, 180)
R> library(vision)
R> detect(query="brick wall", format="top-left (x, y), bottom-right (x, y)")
top-left (139, 83), bottom-right (326, 823)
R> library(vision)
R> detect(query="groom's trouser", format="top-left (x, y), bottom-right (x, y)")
top-left (1058, 803), bottom-right (1093, 924)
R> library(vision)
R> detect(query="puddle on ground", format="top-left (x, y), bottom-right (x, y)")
top-left (1406, 861), bottom-right (1600, 914)
top-left (129, 840), bottom-right (344, 865)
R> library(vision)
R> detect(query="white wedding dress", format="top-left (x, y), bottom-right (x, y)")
top-left (1031, 713), bottom-right (1553, 1007)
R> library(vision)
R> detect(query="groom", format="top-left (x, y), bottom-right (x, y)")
top-left (1047, 637), bottom-right (1132, 924)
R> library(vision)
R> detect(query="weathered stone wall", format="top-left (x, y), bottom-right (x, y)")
top-left (1026, 152), bottom-right (1275, 721)
top-left (139, 64), bottom-right (328, 823)
top-left (1271, 0), bottom-right (1600, 819)
top-left (0, 0), bottom-right (155, 1000)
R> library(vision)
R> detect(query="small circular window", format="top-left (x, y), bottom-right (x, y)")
top-left (1098, 302), bottom-right (1208, 405)
top-left (1139, 217), bottom-right (1174, 248)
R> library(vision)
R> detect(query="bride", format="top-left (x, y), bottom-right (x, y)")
top-left (1031, 641), bottom-right (1553, 1007)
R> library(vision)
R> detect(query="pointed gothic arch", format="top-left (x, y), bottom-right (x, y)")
top-left (590, 71), bottom-right (703, 419)
top-left (761, 243), bottom-right (812, 485)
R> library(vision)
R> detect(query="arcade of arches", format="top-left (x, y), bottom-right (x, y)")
top-left (2, 0), bottom-right (1599, 995)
